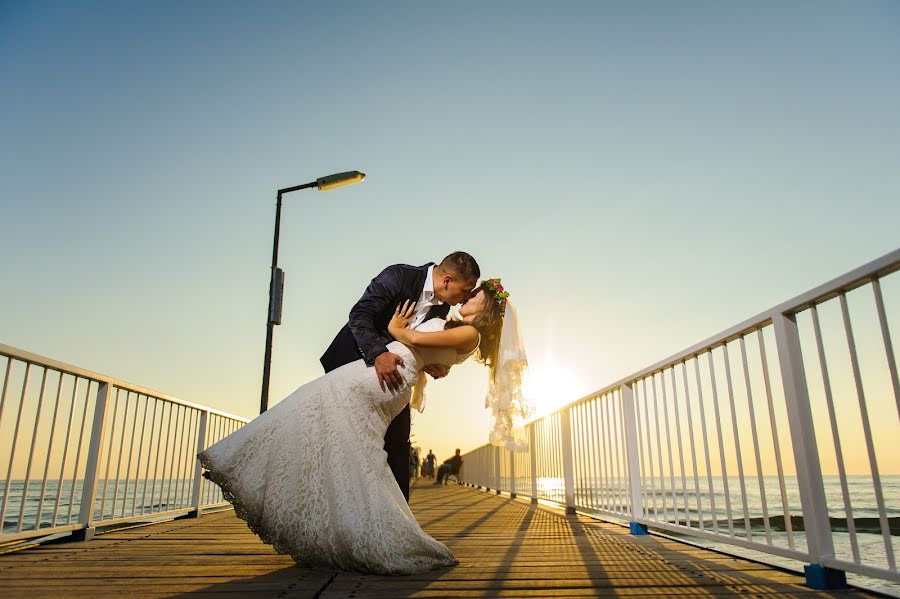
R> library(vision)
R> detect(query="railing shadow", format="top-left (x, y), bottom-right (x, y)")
top-left (170, 565), bottom-right (336, 597)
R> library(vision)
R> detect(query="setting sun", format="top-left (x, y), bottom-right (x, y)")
top-left (523, 360), bottom-right (586, 418)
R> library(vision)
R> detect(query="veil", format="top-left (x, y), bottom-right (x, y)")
top-left (485, 301), bottom-right (534, 452)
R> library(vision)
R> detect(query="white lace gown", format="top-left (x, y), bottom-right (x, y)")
top-left (198, 318), bottom-right (471, 575)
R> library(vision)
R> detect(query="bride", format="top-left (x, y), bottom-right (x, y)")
top-left (198, 278), bottom-right (523, 575)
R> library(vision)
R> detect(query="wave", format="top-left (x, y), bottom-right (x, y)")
top-left (668, 515), bottom-right (900, 535)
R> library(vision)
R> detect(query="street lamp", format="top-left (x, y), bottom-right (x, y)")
top-left (260, 171), bottom-right (366, 414)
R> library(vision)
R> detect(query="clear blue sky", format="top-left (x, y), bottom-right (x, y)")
top-left (2, 1), bottom-right (898, 460)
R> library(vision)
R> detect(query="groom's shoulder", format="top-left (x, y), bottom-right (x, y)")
top-left (381, 262), bottom-right (433, 277)
top-left (370, 263), bottom-right (431, 287)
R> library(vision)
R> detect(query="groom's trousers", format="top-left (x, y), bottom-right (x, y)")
top-left (384, 406), bottom-right (411, 502)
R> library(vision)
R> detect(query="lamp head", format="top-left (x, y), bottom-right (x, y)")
top-left (317, 171), bottom-right (366, 191)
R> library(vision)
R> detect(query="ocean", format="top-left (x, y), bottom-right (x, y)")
top-left (0, 477), bottom-right (216, 535)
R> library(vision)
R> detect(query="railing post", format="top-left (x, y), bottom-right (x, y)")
top-left (529, 424), bottom-right (538, 504)
top-left (509, 448), bottom-right (517, 499)
top-left (560, 407), bottom-right (576, 515)
top-left (188, 411), bottom-right (209, 518)
top-left (494, 445), bottom-right (501, 494)
top-left (477, 448), bottom-right (483, 489)
top-left (772, 312), bottom-right (846, 590)
top-left (622, 383), bottom-right (648, 535)
top-left (481, 447), bottom-right (486, 488)
top-left (73, 381), bottom-right (111, 541)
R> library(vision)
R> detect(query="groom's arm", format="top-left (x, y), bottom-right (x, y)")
top-left (348, 265), bottom-right (406, 366)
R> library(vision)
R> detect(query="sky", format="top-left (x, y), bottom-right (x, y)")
top-left (1, 1), bottom-right (898, 472)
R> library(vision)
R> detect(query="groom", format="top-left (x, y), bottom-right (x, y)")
top-left (321, 251), bottom-right (480, 502)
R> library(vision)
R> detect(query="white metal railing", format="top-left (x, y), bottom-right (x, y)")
top-left (461, 248), bottom-right (900, 588)
top-left (0, 343), bottom-right (248, 543)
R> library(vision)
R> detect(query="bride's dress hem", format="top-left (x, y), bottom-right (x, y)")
top-left (198, 451), bottom-right (457, 575)
top-left (197, 452), bottom-right (301, 566)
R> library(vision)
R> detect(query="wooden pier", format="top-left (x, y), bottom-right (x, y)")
top-left (0, 479), bottom-right (868, 598)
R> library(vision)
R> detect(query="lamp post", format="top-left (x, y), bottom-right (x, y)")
top-left (260, 171), bottom-right (366, 414)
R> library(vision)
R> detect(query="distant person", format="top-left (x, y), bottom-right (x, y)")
top-left (409, 446), bottom-right (420, 479)
top-left (423, 450), bottom-right (437, 479)
top-left (434, 449), bottom-right (463, 485)
top-left (200, 273), bottom-right (530, 575)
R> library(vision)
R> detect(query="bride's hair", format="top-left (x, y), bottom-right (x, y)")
top-left (444, 280), bottom-right (503, 374)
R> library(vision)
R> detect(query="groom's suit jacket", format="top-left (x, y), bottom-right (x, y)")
top-left (320, 263), bottom-right (452, 372)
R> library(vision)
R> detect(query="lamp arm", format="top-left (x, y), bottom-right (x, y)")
top-left (278, 181), bottom-right (317, 195)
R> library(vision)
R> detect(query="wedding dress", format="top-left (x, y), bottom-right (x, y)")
top-left (198, 318), bottom-right (471, 575)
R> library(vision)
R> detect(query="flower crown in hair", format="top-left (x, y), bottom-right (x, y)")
top-left (483, 278), bottom-right (509, 317)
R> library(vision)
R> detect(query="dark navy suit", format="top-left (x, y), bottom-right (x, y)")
top-left (321, 263), bottom-right (450, 502)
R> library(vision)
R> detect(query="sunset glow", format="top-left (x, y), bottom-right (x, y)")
top-left (523, 360), bottom-right (586, 418)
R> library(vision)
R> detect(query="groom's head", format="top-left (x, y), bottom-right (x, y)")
top-left (433, 251), bottom-right (479, 305)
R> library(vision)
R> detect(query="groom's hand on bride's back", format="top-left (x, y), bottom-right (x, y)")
top-left (375, 351), bottom-right (405, 393)
top-left (423, 364), bottom-right (450, 379)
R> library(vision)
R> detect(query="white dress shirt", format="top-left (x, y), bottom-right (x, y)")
top-left (409, 265), bottom-right (443, 329)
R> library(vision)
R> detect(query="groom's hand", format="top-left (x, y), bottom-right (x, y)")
top-left (375, 351), bottom-right (405, 393)
top-left (423, 364), bottom-right (450, 379)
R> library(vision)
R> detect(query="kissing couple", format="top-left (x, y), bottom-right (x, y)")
top-left (199, 251), bottom-right (529, 574)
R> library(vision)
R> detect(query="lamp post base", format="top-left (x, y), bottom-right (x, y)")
top-left (72, 526), bottom-right (96, 542)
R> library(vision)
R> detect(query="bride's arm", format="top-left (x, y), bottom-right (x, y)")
top-left (388, 301), bottom-right (478, 351)
top-left (397, 325), bottom-right (477, 350)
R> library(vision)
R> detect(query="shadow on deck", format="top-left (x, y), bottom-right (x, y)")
top-left (0, 479), bottom-right (869, 598)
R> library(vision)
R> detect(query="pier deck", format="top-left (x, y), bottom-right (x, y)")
top-left (0, 480), bottom-right (867, 598)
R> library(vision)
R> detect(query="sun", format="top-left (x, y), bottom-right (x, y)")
top-left (523, 361), bottom-right (585, 418)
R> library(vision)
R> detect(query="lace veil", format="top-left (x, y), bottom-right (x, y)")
top-left (485, 301), bottom-right (533, 451)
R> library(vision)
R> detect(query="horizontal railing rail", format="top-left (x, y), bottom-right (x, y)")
top-left (461, 248), bottom-right (900, 590)
top-left (0, 343), bottom-right (248, 543)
